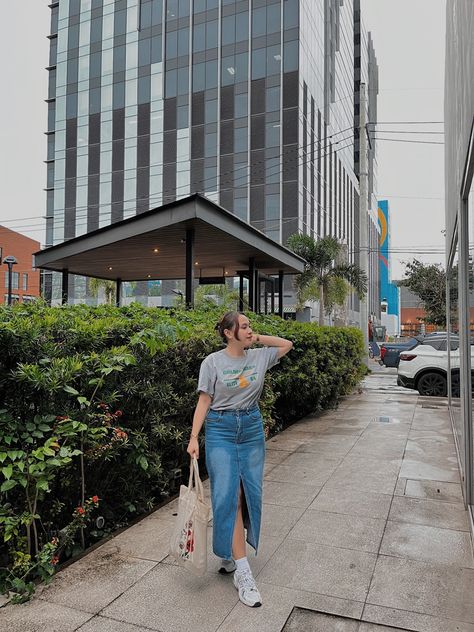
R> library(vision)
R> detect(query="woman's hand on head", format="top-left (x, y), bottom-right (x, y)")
top-left (187, 436), bottom-right (199, 459)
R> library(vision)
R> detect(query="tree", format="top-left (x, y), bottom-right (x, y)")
top-left (287, 234), bottom-right (368, 325)
top-left (400, 259), bottom-right (458, 328)
top-left (88, 278), bottom-right (116, 305)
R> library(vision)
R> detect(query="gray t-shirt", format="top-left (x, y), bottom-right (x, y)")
top-left (197, 347), bottom-right (280, 410)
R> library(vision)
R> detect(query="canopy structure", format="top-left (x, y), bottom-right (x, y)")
top-left (34, 194), bottom-right (305, 315)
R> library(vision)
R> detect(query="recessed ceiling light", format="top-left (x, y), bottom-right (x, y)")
top-left (195, 261), bottom-right (199, 265)
top-left (147, 274), bottom-right (151, 278)
top-left (108, 266), bottom-right (113, 270)
top-left (153, 248), bottom-right (159, 253)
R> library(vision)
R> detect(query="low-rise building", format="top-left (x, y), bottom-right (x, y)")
top-left (0, 226), bottom-right (41, 304)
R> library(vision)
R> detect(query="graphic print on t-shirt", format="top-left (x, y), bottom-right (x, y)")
top-left (222, 364), bottom-right (257, 389)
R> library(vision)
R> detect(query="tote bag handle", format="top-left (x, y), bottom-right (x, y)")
top-left (187, 456), bottom-right (205, 501)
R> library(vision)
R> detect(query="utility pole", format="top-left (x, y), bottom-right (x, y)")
top-left (359, 83), bottom-right (370, 366)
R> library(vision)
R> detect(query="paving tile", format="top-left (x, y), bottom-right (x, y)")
top-left (266, 434), bottom-right (310, 452)
top-left (263, 461), bottom-right (278, 476)
top-left (217, 583), bottom-right (364, 632)
top-left (323, 469), bottom-right (398, 495)
top-left (408, 429), bottom-right (454, 443)
top-left (379, 521), bottom-right (474, 567)
top-left (97, 514), bottom-right (174, 562)
top-left (282, 607), bottom-right (359, 631)
top-left (258, 538), bottom-right (377, 602)
top-left (265, 448), bottom-right (292, 464)
top-left (358, 623), bottom-right (410, 632)
top-left (260, 503), bottom-right (306, 538)
top-left (280, 452), bottom-right (343, 475)
top-left (404, 478), bottom-right (464, 503)
top-left (263, 479), bottom-right (323, 508)
top-left (102, 563), bottom-right (238, 632)
top-left (290, 420), bottom-right (336, 434)
top-left (388, 495), bottom-right (470, 531)
top-left (0, 600), bottom-right (92, 632)
top-left (296, 440), bottom-right (355, 457)
top-left (399, 458), bottom-right (461, 483)
top-left (77, 617), bottom-right (152, 632)
top-left (394, 477), bottom-right (407, 495)
top-left (366, 555), bottom-right (474, 624)
top-left (38, 547), bottom-right (157, 614)
top-left (288, 509), bottom-right (386, 554)
top-left (363, 604), bottom-right (474, 632)
top-left (309, 487), bottom-right (393, 520)
top-left (145, 498), bottom-right (180, 523)
top-left (336, 455), bottom-right (402, 476)
top-left (264, 463), bottom-right (337, 487)
top-left (164, 521), bottom-right (285, 577)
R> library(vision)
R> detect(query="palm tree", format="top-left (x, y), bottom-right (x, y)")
top-left (287, 234), bottom-right (368, 325)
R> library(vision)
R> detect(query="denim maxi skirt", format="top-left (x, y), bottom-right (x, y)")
top-left (205, 406), bottom-right (265, 559)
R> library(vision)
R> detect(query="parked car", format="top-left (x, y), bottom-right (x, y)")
top-left (380, 336), bottom-right (422, 368)
top-left (397, 336), bottom-right (462, 396)
top-left (380, 333), bottom-right (452, 368)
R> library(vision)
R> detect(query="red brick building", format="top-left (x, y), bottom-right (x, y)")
top-left (0, 226), bottom-right (41, 304)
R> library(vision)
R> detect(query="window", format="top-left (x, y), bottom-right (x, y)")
top-left (234, 126), bottom-right (248, 153)
top-left (22, 273), bottom-right (28, 291)
top-left (266, 86), bottom-right (280, 112)
top-left (235, 93), bottom-right (248, 118)
top-left (4, 272), bottom-right (20, 290)
top-left (252, 7), bottom-right (266, 37)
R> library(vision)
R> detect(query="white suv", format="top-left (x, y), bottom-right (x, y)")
top-left (397, 337), bottom-right (462, 397)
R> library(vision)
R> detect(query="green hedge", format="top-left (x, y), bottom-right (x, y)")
top-left (0, 302), bottom-right (364, 599)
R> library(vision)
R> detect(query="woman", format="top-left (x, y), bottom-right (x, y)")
top-left (186, 311), bottom-right (293, 608)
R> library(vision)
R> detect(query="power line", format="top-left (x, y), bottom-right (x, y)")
top-left (374, 130), bottom-right (444, 135)
top-left (374, 137), bottom-right (444, 145)
top-left (369, 121), bottom-right (444, 125)
top-left (0, 139), bottom-right (359, 231)
top-left (377, 195), bottom-right (443, 200)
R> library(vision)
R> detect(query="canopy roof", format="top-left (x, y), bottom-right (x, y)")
top-left (34, 194), bottom-right (305, 281)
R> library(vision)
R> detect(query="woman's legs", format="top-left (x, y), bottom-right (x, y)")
top-left (232, 484), bottom-right (246, 560)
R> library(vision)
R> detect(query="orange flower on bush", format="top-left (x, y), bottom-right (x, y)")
top-left (92, 495), bottom-right (99, 504)
top-left (113, 427), bottom-right (128, 440)
top-left (51, 556), bottom-right (60, 566)
top-left (76, 506), bottom-right (85, 515)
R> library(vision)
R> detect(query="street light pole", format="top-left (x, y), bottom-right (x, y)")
top-left (2, 256), bottom-right (18, 306)
top-left (359, 83), bottom-right (370, 367)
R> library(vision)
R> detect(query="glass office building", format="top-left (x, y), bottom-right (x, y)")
top-left (45, 0), bottom-right (379, 313)
top-left (445, 0), bottom-right (474, 535)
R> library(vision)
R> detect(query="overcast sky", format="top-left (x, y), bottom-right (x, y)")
top-left (0, 0), bottom-right (446, 279)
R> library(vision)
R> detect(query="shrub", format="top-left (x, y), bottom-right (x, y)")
top-left (0, 302), bottom-right (364, 599)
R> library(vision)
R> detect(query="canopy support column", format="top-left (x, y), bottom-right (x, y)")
top-left (185, 228), bottom-right (195, 309)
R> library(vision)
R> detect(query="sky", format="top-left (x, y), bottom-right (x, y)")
top-left (0, 0), bottom-right (446, 280)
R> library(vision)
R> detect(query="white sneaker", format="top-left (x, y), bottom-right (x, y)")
top-left (219, 558), bottom-right (236, 574)
top-left (233, 569), bottom-right (262, 607)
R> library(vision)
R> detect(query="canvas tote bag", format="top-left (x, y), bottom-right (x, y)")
top-left (169, 456), bottom-right (210, 576)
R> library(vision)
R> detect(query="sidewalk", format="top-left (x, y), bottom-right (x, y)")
top-left (2, 364), bottom-right (474, 632)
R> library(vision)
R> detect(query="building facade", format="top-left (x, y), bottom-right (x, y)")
top-left (0, 227), bottom-right (41, 304)
top-left (378, 200), bottom-right (399, 336)
top-left (445, 0), bottom-right (474, 534)
top-left (45, 0), bottom-right (379, 315)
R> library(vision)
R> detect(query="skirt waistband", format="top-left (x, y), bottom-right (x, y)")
top-left (209, 405), bottom-right (260, 414)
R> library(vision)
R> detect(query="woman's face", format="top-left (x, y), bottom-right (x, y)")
top-left (226, 314), bottom-right (252, 345)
